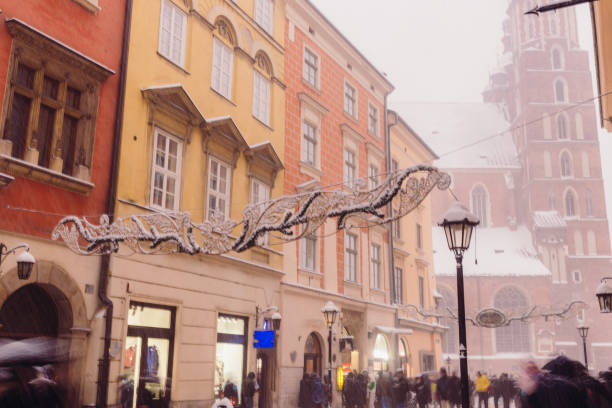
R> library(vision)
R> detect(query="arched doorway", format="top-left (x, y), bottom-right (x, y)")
top-left (0, 283), bottom-right (74, 405)
top-left (373, 334), bottom-right (390, 371)
top-left (304, 332), bottom-right (322, 376)
top-left (399, 338), bottom-right (410, 376)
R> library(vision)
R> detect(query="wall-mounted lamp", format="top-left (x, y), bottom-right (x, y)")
top-left (0, 243), bottom-right (35, 280)
top-left (256, 305), bottom-right (282, 331)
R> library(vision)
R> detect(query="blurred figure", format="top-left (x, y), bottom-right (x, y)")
top-left (311, 374), bottom-right (325, 408)
top-left (242, 372), bottom-right (257, 408)
top-left (415, 374), bottom-right (431, 408)
top-left (211, 390), bottom-right (233, 408)
top-left (447, 371), bottom-right (461, 408)
top-left (375, 371), bottom-right (392, 408)
top-left (518, 360), bottom-right (587, 408)
top-left (299, 373), bottom-right (313, 408)
top-left (437, 367), bottom-right (450, 408)
top-left (475, 371), bottom-right (491, 408)
top-left (391, 368), bottom-right (408, 408)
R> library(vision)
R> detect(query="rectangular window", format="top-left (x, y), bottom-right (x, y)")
top-left (416, 223), bottom-right (423, 249)
top-left (369, 165), bottom-right (379, 189)
top-left (301, 235), bottom-right (316, 271)
top-left (368, 103), bottom-right (378, 136)
top-left (303, 48), bottom-right (318, 88)
top-left (344, 82), bottom-right (356, 117)
top-left (123, 302), bottom-right (176, 408)
top-left (418, 276), bottom-right (425, 308)
top-left (302, 121), bottom-right (316, 165)
top-left (158, 0), bottom-right (187, 67)
top-left (371, 243), bottom-right (381, 289)
top-left (345, 233), bottom-right (358, 282)
top-left (215, 314), bottom-right (248, 405)
top-left (253, 70), bottom-right (271, 125)
top-left (254, 0), bottom-right (274, 34)
top-left (344, 149), bottom-right (356, 188)
top-left (151, 129), bottom-right (182, 210)
top-left (212, 37), bottom-right (234, 99)
top-left (392, 210), bottom-right (401, 239)
top-left (393, 267), bottom-right (403, 304)
top-left (251, 179), bottom-right (271, 246)
top-left (207, 157), bottom-right (231, 219)
top-left (420, 352), bottom-right (435, 373)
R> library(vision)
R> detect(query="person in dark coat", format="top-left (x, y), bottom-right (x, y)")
top-left (497, 373), bottom-right (515, 408)
top-left (299, 373), bottom-right (313, 408)
top-left (343, 372), bottom-right (357, 408)
top-left (356, 371), bottom-right (368, 408)
top-left (415, 374), bottom-right (432, 408)
top-left (542, 355), bottom-right (612, 408)
top-left (375, 371), bottom-right (393, 408)
top-left (242, 372), bottom-right (257, 408)
top-left (391, 369), bottom-right (408, 408)
top-left (447, 371), bottom-right (461, 408)
top-left (311, 374), bottom-right (325, 408)
top-left (519, 359), bottom-right (588, 408)
top-left (489, 375), bottom-right (501, 408)
top-left (437, 367), bottom-right (450, 407)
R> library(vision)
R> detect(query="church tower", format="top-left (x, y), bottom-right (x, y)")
top-left (494, 0), bottom-right (612, 364)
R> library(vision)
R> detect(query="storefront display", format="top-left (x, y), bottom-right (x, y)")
top-left (121, 302), bottom-right (175, 408)
top-left (215, 314), bottom-right (248, 406)
top-left (373, 334), bottom-right (390, 371)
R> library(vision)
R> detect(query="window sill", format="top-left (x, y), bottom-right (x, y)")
top-left (252, 115), bottom-right (273, 131)
top-left (156, 51), bottom-right (190, 75)
top-left (71, 0), bottom-right (100, 13)
top-left (210, 87), bottom-right (237, 106)
top-left (0, 154), bottom-right (94, 195)
top-left (371, 287), bottom-right (385, 294)
top-left (299, 267), bottom-right (322, 276)
top-left (302, 79), bottom-right (321, 94)
top-left (343, 111), bottom-right (359, 124)
top-left (344, 279), bottom-right (361, 287)
top-left (299, 161), bottom-right (323, 180)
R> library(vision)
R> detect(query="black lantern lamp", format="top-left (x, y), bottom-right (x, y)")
top-left (271, 311), bottom-right (282, 331)
top-left (0, 243), bottom-right (35, 280)
top-left (439, 201), bottom-right (479, 408)
top-left (596, 278), bottom-right (612, 313)
top-left (322, 300), bottom-right (339, 327)
top-left (578, 325), bottom-right (589, 339)
top-left (577, 325), bottom-right (589, 368)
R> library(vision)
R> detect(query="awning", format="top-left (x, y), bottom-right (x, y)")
top-left (375, 326), bottom-right (413, 335)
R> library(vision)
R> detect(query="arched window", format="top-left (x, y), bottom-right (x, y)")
top-left (582, 152), bottom-right (590, 178)
top-left (304, 332), bottom-right (322, 376)
top-left (575, 113), bottom-right (584, 139)
top-left (565, 190), bottom-right (577, 217)
top-left (399, 338), bottom-right (410, 376)
top-left (471, 185), bottom-right (488, 227)
top-left (548, 191), bottom-right (556, 210)
top-left (555, 79), bottom-right (567, 103)
top-left (211, 18), bottom-right (236, 99)
top-left (574, 230), bottom-right (584, 256)
top-left (253, 52), bottom-right (272, 126)
top-left (552, 48), bottom-right (562, 70)
top-left (495, 287), bottom-right (530, 352)
top-left (439, 286), bottom-right (457, 354)
top-left (560, 152), bottom-right (572, 177)
top-left (543, 151), bottom-right (552, 177)
top-left (585, 189), bottom-right (593, 216)
top-left (557, 114), bottom-right (568, 139)
top-left (587, 230), bottom-right (597, 255)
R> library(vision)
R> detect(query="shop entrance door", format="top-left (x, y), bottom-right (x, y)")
top-left (256, 352), bottom-right (269, 408)
top-left (122, 303), bottom-right (176, 408)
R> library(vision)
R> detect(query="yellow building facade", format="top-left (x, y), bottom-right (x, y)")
top-left (109, 0), bottom-right (286, 406)
top-left (388, 111), bottom-right (445, 376)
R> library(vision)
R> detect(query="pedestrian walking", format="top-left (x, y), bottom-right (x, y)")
top-left (518, 360), bottom-right (587, 408)
top-left (312, 374), bottom-right (326, 408)
top-left (391, 369), bottom-right (409, 408)
top-left (475, 372), bottom-right (491, 408)
top-left (447, 371), bottom-right (461, 408)
top-left (415, 374), bottom-right (432, 408)
top-left (375, 371), bottom-right (393, 408)
top-left (299, 373), bottom-right (313, 408)
top-left (437, 367), bottom-right (451, 408)
top-left (242, 372), bottom-right (257, 408)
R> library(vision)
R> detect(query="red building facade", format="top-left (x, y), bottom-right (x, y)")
top-left (0, 1), bottom-right (125, 405)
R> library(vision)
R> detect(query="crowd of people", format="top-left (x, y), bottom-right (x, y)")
top-left (306, 354), bottom-right (612, 408)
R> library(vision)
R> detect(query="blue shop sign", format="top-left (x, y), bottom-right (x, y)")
top-left (253, 330), bottom-right (275, 348)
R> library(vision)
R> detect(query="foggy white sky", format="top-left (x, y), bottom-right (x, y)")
top-left (309, 0), bottom-right (612, 242)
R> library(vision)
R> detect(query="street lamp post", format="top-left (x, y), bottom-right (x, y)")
top-left (0, 243), bottom-right (36, 280)
top-left (578, 325), bottom-right (589, 368)
top-left (322, 301), bottom-right (339, 407)
top-left (439, 201), bottom-right (479, 408)
top-left (446, 356), bottom-right (452, 374)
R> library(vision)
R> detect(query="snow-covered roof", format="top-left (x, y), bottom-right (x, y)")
top-left (391, 103), bottom-right (520, 169)
top-left (433, 226), bottom-right (551, 277)
top-left (532, 211), bottom-right (567, 228)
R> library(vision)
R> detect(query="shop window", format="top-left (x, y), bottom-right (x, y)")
top-left (215, 314), bottom-right (248, 406)
top-left (0, 20), bottom-right (113, 191)
top-left (122, 302), bottom-right (176, 408)
top-left (304, 332), bottom-right (322, 376)
top-left (373, 334), bottom-right (390, 371)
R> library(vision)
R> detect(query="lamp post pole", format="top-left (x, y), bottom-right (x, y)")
top-left (578, 325), bottom-right (589, 369)
top-left (455, 252), bottom-right (470, 408)
top-left (582, 335), bottom-right (588, 368)
top-left (322, 301), bottom-right (339, 408)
